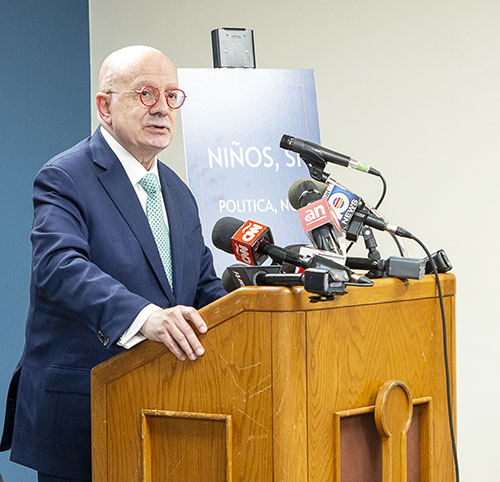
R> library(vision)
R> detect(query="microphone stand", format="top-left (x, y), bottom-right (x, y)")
top-left (362, 227), bottom-right (384, 278)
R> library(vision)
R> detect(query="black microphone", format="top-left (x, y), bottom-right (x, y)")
top-left (346, 256), bottom-right (425, 280)
top-left (313, 178), bottom-right (413, 240)
top-left (280, 135), bottom-right (380, 176)
top-left (423, 250), bottom-right (452, 274)
top-left (345, 206), bottom-right (413, 240)
top-left (222, 264), bottom-right (348, 297)
top-left (222, 264), bottom-right (284, 292)
top-left (287, 178), bottom-right (326, 209)
top-left (282, 244), bottom-right (372, 285)
top-left (287, 179), bottom-right (344, 254)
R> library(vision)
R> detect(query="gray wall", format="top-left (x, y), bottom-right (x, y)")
top-left (90, 1), bottom-right (500, 479)
top-left (0, 1), bottom-right (90, 480)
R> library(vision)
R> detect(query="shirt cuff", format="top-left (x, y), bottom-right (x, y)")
top-left (118, 303), bottom-right (162, 349)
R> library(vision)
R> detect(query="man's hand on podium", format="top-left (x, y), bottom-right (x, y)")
top-left (140, 306), bottom-right (208, 362)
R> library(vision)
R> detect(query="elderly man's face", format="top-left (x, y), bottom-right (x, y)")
top-left (108, 52), bottom-right (178, 165)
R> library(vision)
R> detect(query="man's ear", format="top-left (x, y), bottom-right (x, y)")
top-left (96, 92), bottom-right (112, 126)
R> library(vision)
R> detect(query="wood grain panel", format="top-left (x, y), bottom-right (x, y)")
top-left (271, 312), bottom-right (308, 482)
top-left (142, 410), bottom-right (231, 482)
top-left (374, 381), bottom-right (413, 481)
top-left (307, 295), bottom-right (454, 481)
top-left (103, 312), bottom-right (273, 482)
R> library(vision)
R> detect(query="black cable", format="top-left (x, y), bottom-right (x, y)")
top-left (345, 240), bottom-right (355, 254)
top-left (374, 172), bottom-right (387, 210)
top-left (409, 233), bottom-right (460, 482)
top-left (345, 172), bottom-right (387, 254)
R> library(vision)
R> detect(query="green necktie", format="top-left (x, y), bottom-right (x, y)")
top-left (139, 173), bottom-right (173, 290)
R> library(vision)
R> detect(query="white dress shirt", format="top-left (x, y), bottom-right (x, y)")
top-left (100, 127), bottom-right (168, 349)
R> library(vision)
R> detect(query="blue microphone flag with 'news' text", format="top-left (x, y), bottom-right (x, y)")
top-left (179, 68), bottom-right (321, 275)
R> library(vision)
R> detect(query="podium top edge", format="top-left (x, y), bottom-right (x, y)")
top-left (91, 274), bottom-right (455, 383)
top-left (201, 273), bottom-right (456, 322)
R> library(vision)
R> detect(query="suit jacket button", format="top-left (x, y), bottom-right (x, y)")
top-left (97, 330), bottom-right (110, 346)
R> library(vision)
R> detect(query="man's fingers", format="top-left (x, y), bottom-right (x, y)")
top-left (180, 306), bottom-right (208, 334)
top-left (168, 307), bottom-right (207, 358)
top-left (157, 329), bottom-right (187, 362)
top-left (141, 306), bottom-right (208, 361)
top-left (166, 321), bottom-right (202, 360)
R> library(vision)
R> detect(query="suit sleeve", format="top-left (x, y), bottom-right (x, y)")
top-left (194, 242), bottom-right (227, 309)
top-left (31, 164), bottom-right (151, 347)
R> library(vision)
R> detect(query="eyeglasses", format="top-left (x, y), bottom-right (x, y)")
top-left (108, 85), bottom-right (186, 109)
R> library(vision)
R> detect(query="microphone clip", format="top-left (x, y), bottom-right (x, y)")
top-left (309, 294), bottom-right (336, 303)
top-left (302, 156), bottom-right (330, 183)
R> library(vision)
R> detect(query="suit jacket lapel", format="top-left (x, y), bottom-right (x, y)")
top-left (158, 164), bottom-right (185, 298)
top-left (89, 130), bottom-right (176, 305)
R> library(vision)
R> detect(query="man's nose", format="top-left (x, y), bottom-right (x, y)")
top-left (150, 93), bottom-right (171, 115)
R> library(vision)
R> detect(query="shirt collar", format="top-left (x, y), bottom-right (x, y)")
top-left (100, 126), bottom-right (160, 185)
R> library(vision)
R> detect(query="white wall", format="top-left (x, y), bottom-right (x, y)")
top-left (90, 0), bottom-right (500, 479)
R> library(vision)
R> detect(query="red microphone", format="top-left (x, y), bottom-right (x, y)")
top-left (230, 220), bottom-right (274, 265)
top-left (212, 216), bottom-right (309, 269)
top-left (298, 197), bottom-right (343, 237)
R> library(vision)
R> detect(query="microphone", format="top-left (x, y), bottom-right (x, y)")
top-left (222, 264), bottom-right (348, 297)
top-left (282, 244), bottom-right (420, 283)
top-left (345, 204), bottom-right (412, 240)
top-left (322, 181), bottom-right (362, 233)
top-left (319, 179), bottom-right (413, 240)
top-left (288, 178), bottom-right (360, 234)
top-left (280, 135), bottom-right (380, 176)
top-left (346, 256), bottom-right (425, 280)
top-left (222, 264), bottom-right (283, 292)
top-left (287, 178), bottom-right (325, 208)
top-left (282, 244), bottom-right (372, 285)
top-left (212, 216), bottom-right (311, 268)
top-left (288, 179), bottom-right (344, 255)
top-left (423, 249), bottom-right (452, 274)
top-left (211, 217), bottom-right (351, 285)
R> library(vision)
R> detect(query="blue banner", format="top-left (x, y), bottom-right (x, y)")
top-left (179, 68), bottom-right (321, 274)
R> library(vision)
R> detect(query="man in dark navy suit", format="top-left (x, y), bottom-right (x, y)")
top-left (0, 45), bottom-right (226, 481)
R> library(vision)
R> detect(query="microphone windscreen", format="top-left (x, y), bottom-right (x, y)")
top-left (280, 134), bottom-right (295, 150)
top-left (287, 178), bottom-right (327, 209)
top-left (221, 268), bottom-right (241, 292)
top-left (211, 216), bottom-right (245, 254)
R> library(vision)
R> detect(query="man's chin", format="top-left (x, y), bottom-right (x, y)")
top-left (145, 133), bottom-right (172, 150)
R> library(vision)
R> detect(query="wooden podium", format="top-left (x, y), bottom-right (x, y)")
top-left (91, 274), bottom-right (456, 481)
